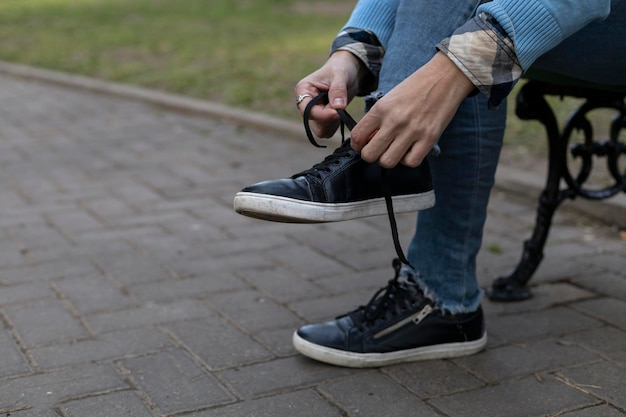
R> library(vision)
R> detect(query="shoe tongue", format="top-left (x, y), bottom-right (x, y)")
top-left (353, 278), bottom-right (424, 323)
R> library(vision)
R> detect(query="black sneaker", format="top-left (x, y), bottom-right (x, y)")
top-left (233, 94), bottom-right (434, 223)
top-left (292, 259), bottom-right (487, 368)
top-left (233, 141), bottom-right (434, 223)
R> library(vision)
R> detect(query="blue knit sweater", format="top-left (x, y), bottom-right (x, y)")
top-left (343, 0), bottom-right (613, 71)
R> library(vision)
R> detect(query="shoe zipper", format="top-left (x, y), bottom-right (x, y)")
top-left (373, 304), bottom-right (434, 339)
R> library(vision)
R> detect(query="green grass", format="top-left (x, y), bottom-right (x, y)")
top-left (0, 0), bottom-right (604, 157)
top-left (0, 0), bottom-right (353, 118)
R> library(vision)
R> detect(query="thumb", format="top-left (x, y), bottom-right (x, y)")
top-left (327, 81), bottom-right (349, 109)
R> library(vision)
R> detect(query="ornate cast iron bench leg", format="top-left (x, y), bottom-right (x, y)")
top-left (486, 81), bottom-right (626, 302)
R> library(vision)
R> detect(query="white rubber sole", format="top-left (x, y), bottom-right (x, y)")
top-left (233, 190), bottom-right (435, 223)
top-left (292, 331), bottom-right (487, 368)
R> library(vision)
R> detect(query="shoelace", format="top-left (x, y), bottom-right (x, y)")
top-left (351, 258), bottom-right (429, 329)
top-left (302, 92), bottom-right (413, 269)
top-left (360, 259), bottom-right (410, 320)
top-left (291, 140), bottom-right (356, 180)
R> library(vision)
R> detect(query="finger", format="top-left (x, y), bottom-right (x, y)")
top-left (306, 99), bottom-right (341, 138)
top-left (294, 90), bottom-right (341, 138)
top-left (310, 118), bottom-right (341, 138)
top-left (358, 128), bottom-right (394, 163)
top-left (350, 111), bottom-right (383, 152)
top-left (327, 79), bottom-right (349, 110)
top-left (374, 132), bottom-right (414, 168)
top-left (295, 90), bottom-right (316, 115)
top-left (400, 143), bottom-right (429, 167)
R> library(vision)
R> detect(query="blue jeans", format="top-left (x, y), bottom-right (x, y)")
top-left (371, 0), bottom-right (624, 313)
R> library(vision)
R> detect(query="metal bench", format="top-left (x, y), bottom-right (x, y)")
top-left (486, 70), bottom-right (626, 301)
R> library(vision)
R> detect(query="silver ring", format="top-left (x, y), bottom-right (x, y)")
top-left (296, 94), bottom-right (312, 107)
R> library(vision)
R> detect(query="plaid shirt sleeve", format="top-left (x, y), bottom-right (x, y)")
top-left (330, 28), bottom-right (385, 96)
top-left (437, 12), bottom-right (522, 109)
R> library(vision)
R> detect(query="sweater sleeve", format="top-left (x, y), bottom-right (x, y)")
top-left (438, 0), bottom-right (613, 108)
top-left (340, 0), bottom-right (400, 50)
top-left (331, 28), bottom-right (385, 95)
top-left (476, 0), bottom-right (612, 70)
top-left (437, 12), bottom-right (522, 109)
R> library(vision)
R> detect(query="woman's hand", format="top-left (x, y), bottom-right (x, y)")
top-left (294, 51), bottom-right (366, 138)
top-left (350, 52), bottom-right (475, 168)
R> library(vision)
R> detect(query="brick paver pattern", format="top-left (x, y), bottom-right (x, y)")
top-left (0, 74), bottom-right (624, 416)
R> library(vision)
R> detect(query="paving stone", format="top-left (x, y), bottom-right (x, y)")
top-left (607, 349), bottom-right (626, 364)
top-left (0, 258), bottom-right (98, 285)
top-left (0, 69), bottom-right (624, 417)
top-left (320, 373), bottom-right (441, 417)
top-left (3, 409), bottom-right (61, 417)
top-left (6, 219), bottom-right (71, 251)
top-left (287, 223), bottom-right (396, 271)
top-left (289, 288), bottom-right (381, 323)
top-left (573, 297), bottom-right (626, 330)
top-left (0, 364), bottom-right (128, 412)
top-left (128, 274), bottom-right (248, 302)
top-left (54, 272), bottom-right (136, 314)
top-left (570, 270), bottom-right (626, 301)
top-left (559, 405), bottom-right (626, 416)
top-left (254, 326), bottom-right (299, 357)
top-left (86, 299), bottom-right (213, 333)
top-left (0, 282), bottom-right (54, 305)
top-left (557, 360), bottom-right (626, 410)
top-left (128, 230), bottom-right (202, 263)
top-left (237, 266), bottom-right (328, 303)
top-left (384, 360), bottom-right (486, 399)
top-left (313, 266), bottom-right (396, 295)
top-left (560, 326), bottom-right (626, 355)
top-left (429, 374), bottom-right (596, 417)
top-left (186, 389), bottom-right (343, 417)
top-left (454, 337), bottom-right (600, 383)
top-left (122, 350), bottom-right (234, 415)
top-left (78, 195), bottom-right (140, 225)
top-left (0, 238), bottom-right (31, 268)
top-left (207, 289), bottom-right (303, 332)
top-left (219, 356), bottom-right (353, 399)
top-left (5, 298), bottom-right (88, 347)
top-left (200, 232), bottom-right (295, 257)
top-left (567, 250), bottom-right (626, 278)
top-left (527, 257), bottom-right (606, 285)
top-left (59, 390), bottom-right (154, 417)
top-left (0, 327), bottom-right (31, 377)
top-left (108, 182), bottom-right (163, 207)
top-left (486, 306), bottom-right (601, 347)
top-left (482, 283), bottom-right (596, 316)
top-left (166, 319), bottom-right (273, 370)
top-left (159, 213), bottom-right (227, 246)
top-left (266, 245), bottom-right (350, 279)
top-left (92, 250), bottom-right (173, 285)
top-left (158, 253), bottom-right (274, 280)
top-left (29, 327), bottom-right (173, 369)
top-left (45, 208), bottom-right (106, 236)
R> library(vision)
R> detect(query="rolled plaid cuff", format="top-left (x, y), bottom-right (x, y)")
top-left (330, 28), bottom-right (384, 96)
top-left (437, 12), bottom-right (523, 109)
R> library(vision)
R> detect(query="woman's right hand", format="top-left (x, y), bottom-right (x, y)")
top-left (294, 50), bottom-right (365, 138)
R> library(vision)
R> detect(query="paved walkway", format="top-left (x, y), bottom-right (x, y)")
top-left (0, 71), bottom-right (624, 417)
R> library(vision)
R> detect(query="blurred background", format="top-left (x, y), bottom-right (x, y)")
top-left (0, 0), bottom-right (355, 118)
top-left (2, 0), bottom-right (620, 180)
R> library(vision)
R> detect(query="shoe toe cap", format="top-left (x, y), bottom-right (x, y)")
top-left (241, 177), bottom-right (313, 201)
top-left (296, 316), bottom-right (356, 350)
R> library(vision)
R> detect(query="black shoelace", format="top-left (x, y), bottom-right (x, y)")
top-left (302, 92), bottom-right (413, 269)
top-left (355, 258), bottom-right (419, 325)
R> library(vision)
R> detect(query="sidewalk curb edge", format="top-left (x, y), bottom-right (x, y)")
top-left (1, 60), bottom-right (623, 228)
